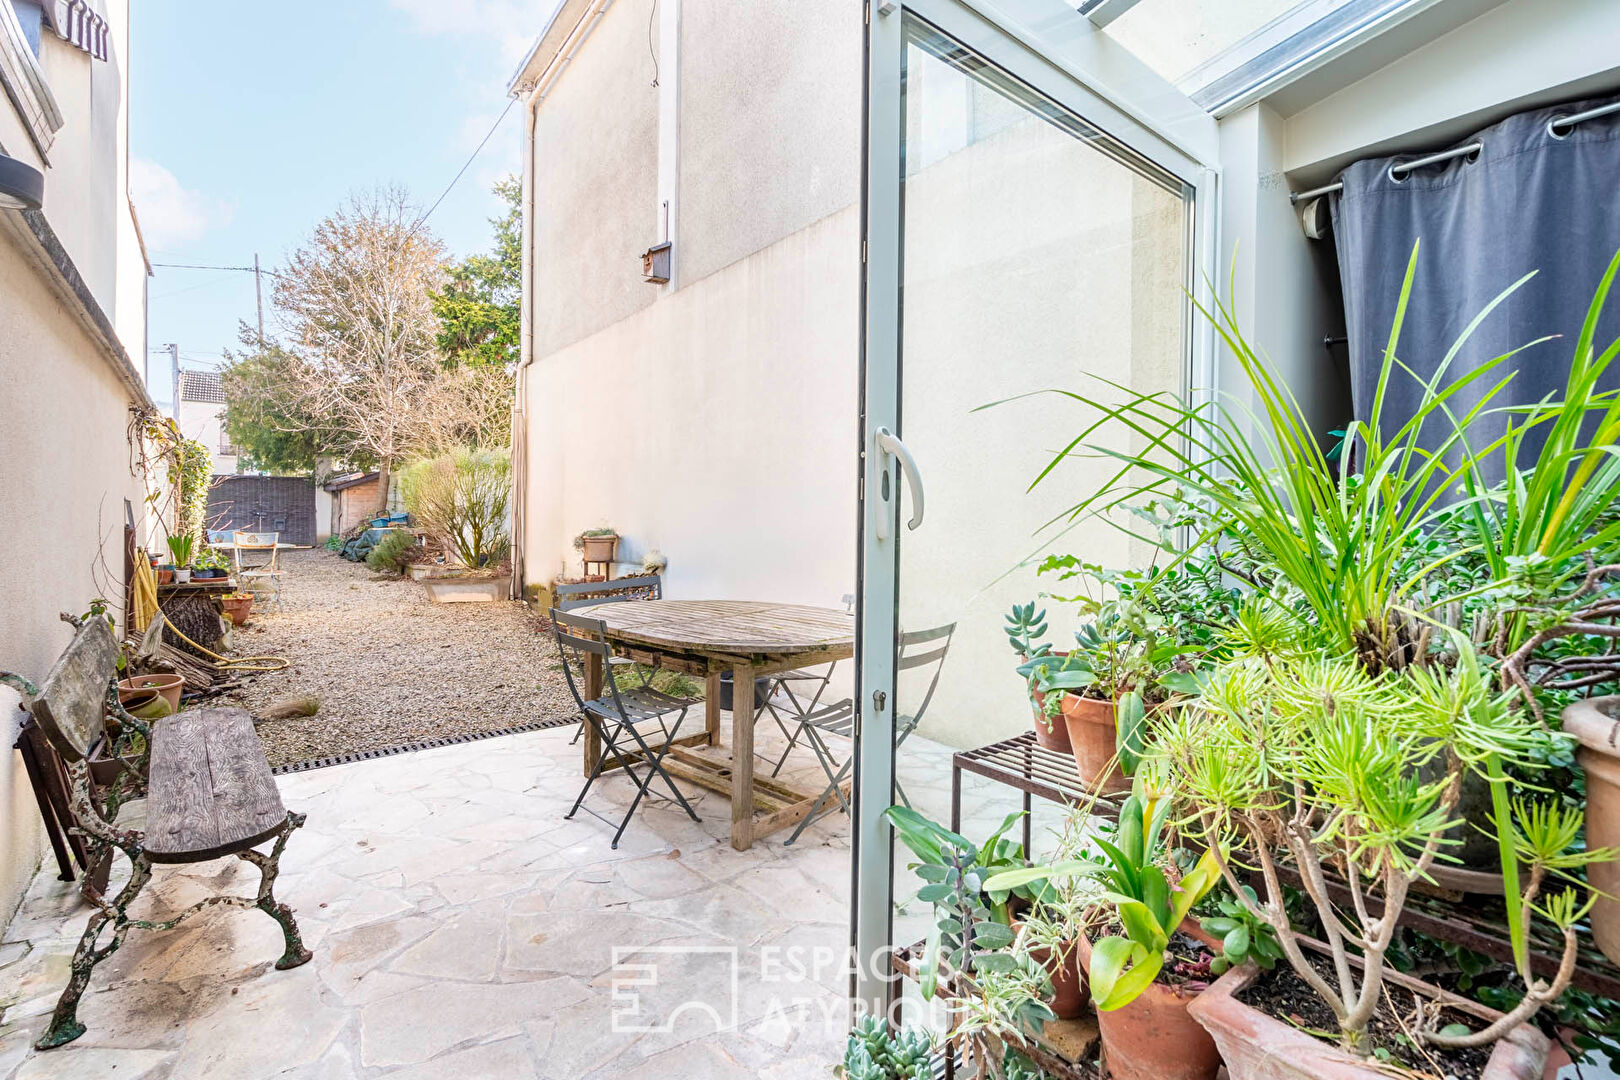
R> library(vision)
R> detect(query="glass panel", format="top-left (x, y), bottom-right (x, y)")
top-left (887, 14), bottom-right (1193, 1031)
top-left (1102, 0), bottom-right (1351, 89)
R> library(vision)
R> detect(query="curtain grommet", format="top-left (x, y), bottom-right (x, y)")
top-left (1547, 115), bottom-right (1572, 141)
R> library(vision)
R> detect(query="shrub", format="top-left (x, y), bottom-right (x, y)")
top-left (366, 529), bottom-right (417, 575)
top-left (400, 447), bottom-right (511, 570)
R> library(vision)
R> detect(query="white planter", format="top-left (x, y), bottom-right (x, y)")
top-left (175, 569), bottom-right (192, 584)
top-left (423, 576), bottom-right (510, 603)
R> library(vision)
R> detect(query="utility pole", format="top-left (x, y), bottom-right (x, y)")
top-left (254, 253), bottom-right (264, 344)
top-left (167, 343), bottom-right (180, 420)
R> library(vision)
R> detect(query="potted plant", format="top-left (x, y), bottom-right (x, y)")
top-left (1009, 810), bottom-right (1105, 1020)
top-left (191, 549), bottom-right (228, 580)
top-left (400, 449), bottom-right (513, 601)
top-left (1007, 602), bottom-right (1071, 753)
top-left (838, 1015), bottom-right (933, 1079)
top-left (166, 533), bottom-right (195, 584)
top-left (1561, 696), bottom-right (1620, 964)
top-left (154, 565), bottom-right (175, 586)
top-left (574, 527), bottom-right (619, 565)
top-left (220, 591), bottom-right (254, 626)
top-left (987, 773), bottom-right (1225, 1080)
top-left (1155, 650), bottom-right (1606, 1080)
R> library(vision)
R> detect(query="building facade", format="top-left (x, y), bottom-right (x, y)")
top-left (0, 0), bottom-right (154, 930)
top-left (176, 369), bottom-right (240, 475)
top-left (507, 0), bottom-right (1620, 758)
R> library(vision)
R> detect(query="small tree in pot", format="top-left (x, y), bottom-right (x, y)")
top-left (1159, 648), bottom-right (1612, 1076)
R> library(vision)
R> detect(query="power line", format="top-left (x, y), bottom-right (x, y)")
top-left (416, 97), bottom-right (517, 228)
top-left (151, 261), bottom-right (285, 279)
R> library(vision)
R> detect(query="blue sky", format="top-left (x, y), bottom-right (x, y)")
top-left (132, 0), bottom-right (555, 406)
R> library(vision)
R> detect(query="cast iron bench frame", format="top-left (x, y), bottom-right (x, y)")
top-left (1, 612), bottom-right (312, 1050)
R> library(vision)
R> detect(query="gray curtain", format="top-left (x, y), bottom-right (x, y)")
top-left (1330, 94), bottom-right (1620, 486)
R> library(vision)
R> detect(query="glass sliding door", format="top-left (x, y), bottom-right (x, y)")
top-left (852, 0), bottom-right (1215, 1027)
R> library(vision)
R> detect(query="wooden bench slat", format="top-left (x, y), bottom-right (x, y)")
top-left (146, 707), bottom-right (286, 863)
top-left (28, 620), bottom-right (121, 762)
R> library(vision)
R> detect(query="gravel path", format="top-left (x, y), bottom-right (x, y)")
top-left (222, 550), bottom-right (576, 767)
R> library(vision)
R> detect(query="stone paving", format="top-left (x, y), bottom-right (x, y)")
top-left (0, 713), bottom-right (1044, 1080)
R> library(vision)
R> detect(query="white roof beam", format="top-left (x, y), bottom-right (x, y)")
top-left (1077, 0), bottom-right (1144, 29)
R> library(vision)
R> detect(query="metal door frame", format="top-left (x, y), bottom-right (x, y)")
top-left (850, 0), bottom-right (1222, 1017)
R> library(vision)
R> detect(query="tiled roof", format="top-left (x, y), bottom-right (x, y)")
top-left (178, 369), bottom-right (226, 404)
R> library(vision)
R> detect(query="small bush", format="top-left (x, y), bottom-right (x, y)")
top-left (400, 447), bottom-right (511, 569)
top-left (366, 530), bottom-right (416, 575)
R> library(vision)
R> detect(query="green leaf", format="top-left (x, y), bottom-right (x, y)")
top-left (1200, 917), bottom-right (1238, 936)
top-left (1439, 1023), bottom-right (1472, 1038)
top-left (974, 922), bottom-right (1014, 949)
top-left (971, 952), bottom-right (1018, 974)
top-left (1223, 924), bottom-right (1251, 959)
top-left (920, 916), bottom-right (942, 1001)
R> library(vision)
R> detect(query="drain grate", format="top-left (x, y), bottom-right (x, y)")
top-left (270, 715), bottom-right (580, 775)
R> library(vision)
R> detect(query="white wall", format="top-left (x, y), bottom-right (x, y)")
top-left (523, 208), bottom-right (859, 602)
top-left (177, 397), bottom-right (238, 475)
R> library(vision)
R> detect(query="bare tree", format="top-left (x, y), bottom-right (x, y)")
top-left (414, 363), bottom-right (514, 458)
top-left (273, 188), bottom-right (445, 514)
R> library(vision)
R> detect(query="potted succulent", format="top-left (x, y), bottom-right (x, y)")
top-left (987, 774), bottom-right (1226, 1080)
top-left (573, 527), bottom-right (619, 565)
top-left (166, 533), bottom-right (195, 584)
top-left (1155, 650), bottom-right (1605, 1080)
top-left (1006, 602), bottom-right (1072, 753)
top-left (220, 591), bottom-right (255, 626)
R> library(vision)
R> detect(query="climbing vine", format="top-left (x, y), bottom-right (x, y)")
top-left (128, 408), bottom-right (212, 546)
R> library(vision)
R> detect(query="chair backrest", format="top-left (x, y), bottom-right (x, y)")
top-left (207, 529), bottom-right (234, 544)
top-left (554, 574), bottom-right (662, 612)
top-left (549, 608), bottom-right (618, 713)
top-left (233, 531), bottom-right (280, 573)
top-left (233, 531), bottom-right (278, 547)
top-left (896, 622), bottom-right (956, 730)
top-left (24, 618), bottom-right (119, 763)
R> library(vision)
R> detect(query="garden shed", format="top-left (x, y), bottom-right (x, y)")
top-left (322, 471), bottom-right (382, 537)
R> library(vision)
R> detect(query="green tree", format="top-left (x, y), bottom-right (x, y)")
top-left (432, 176), bottom-right (520, 370)
top-left (220, 326), bottom-right (353, 475)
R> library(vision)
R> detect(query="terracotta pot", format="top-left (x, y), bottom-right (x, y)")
top-left (1060, 694), bottom-right (1132, 796)
top-left (221, 594), bottom-right (254, 626)
top-left (1187, 958), bottom-right (1549, 1080)
top-left (1029, 689), bottom-right (1073, 753)
top-left (155, 568), bottom-right (175, 586)
top-left (1011, 919), bottom-right (1088, 1018)
top-left (1076, 930), bottom-right (1221, 1080)
top-left (1562, 696), bottom-right (1620, 965)
top-left (118, 673), bottom-right (183, 714)
top-left (580, 534), bottom-right (618, 562)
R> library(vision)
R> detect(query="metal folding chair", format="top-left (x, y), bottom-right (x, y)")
top-left (552, 609), bottom-right (701, 848)
top-left (762, 593), bottom-right (855, 775)
top-left (554, 576), bottom-right (664, 745)
top-left (783, 622), bottom-right (955, 846)
top-left (232, 531), bottom-right (285, 611)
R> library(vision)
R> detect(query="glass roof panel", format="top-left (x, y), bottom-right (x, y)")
top-left (1100, 0), bottom-right (1351, 92)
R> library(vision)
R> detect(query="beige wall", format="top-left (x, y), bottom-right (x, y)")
top-left (0, 0), bottom-right (148, 933)
top-left (178, 397), bottom-right (238, 475)
top-left (522, 207), bottom-right (859, 602)
top-left (531, 0), bottom-right (659, 357)
top-left (0, 232), bottom-right (151, 930)
top-left (676, 0), bottom-right (861, 286)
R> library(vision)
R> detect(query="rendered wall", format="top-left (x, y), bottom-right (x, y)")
top-left (531, 0), bottom-right (659, 358)
top-left (0, 232), bottom-right (149, 933)
top-left (523, 208), bottom-right (860, 603)
top-left (676, 0), bottom-right (862, 286)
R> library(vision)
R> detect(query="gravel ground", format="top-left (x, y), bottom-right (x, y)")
top-left (221, 549), bottom-right (576, 767)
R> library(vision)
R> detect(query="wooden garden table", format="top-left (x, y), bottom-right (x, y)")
top-left (571, 599), bottom-right (855, 850)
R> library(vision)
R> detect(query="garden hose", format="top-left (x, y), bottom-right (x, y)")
top-left (131, 553), bottom-right (290, 673)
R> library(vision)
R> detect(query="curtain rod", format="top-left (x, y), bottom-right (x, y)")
top-left (1288, 99), bottom-right (1620, 204)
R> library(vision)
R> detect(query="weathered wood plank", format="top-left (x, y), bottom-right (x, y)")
top-left (731, 661), bottom-right (756, 851)
top-left (146, 707), bottom-right (286, 863)
top-left (569, 600), bottom-right (854, 657)
top-left (28, 620), bottom-right (120, 762)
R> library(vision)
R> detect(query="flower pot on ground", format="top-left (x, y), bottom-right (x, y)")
top-left (221, 592), bottom-right (254, 627)
top-left (719, 672), bottom-right (770, 713)
top-left (1059, 693), bottom-right (1130, 795)
top-left (118, 673), bottom-right (183, 714)
top-left (1562, 695), bottom-right (1620, 964)
top-left (1187, 946), bottom-right (1550, 1080)
top-left (422, 575), bottom-right (511, 603)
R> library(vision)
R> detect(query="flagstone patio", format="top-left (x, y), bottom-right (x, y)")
top-left (0, 716), bottom-right (1035, 1080)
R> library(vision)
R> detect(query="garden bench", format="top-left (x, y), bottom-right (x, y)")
top-left (1, 613), bottom-right (312, 1051)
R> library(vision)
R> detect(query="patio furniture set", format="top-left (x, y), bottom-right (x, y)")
top-left (548, 575), bottom-right (954, 850)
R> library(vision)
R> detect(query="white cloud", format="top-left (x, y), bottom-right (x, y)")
top-left (130, 157), bottom-right (233, 250)
top-left (388, 0), bottom-right (546, 67)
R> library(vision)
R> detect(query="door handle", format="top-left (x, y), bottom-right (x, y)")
top-left (873, 427), bottom-right (924, 541)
